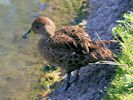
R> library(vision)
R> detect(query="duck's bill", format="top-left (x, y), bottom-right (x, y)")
top-left (22, 28), bottom-right (32, 39)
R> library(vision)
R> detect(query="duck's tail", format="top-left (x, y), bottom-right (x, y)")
top-left (90, 40), bottom-right (119, 47)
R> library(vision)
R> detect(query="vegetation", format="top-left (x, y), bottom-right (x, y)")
top-left (39, 0), bottom-right (86, 28)
top-left (104, 12), bottom-right (133, 100)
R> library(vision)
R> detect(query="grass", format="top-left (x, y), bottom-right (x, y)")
top-left (103, 12), bottom-right (133, 100)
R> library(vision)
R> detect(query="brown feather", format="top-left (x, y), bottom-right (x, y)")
top-left (29, 16), bottom-right (116, 72)
top-left (48, 26), bottom-right (98, 54)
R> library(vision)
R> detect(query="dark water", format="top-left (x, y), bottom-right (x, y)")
top-left (0, 0), bottom-right (46, 99)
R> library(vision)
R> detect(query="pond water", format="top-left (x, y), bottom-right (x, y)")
top-left (0, 0), bottom-right (84, 99)
top-left (0, 0), bottom-right (46, 99)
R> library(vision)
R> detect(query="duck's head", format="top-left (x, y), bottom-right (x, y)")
top-left (22, 16), bottom-right (56, 39)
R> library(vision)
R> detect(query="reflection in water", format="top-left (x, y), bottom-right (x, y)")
top-left (0, 0), bottom-right (12, 5)
top-left (0, 0), bottom-right (47, 99)
top-left (39, 3), bottom-right (48, 11)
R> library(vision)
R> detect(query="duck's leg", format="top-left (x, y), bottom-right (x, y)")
top-left (63, 69), bottom-right (80, 91)
top-left (54, 70), bottom-right (80, 93)
top-left (70, 69), bottom-right (80, 83)
top-left (63, 71), bottom-right (71, 91)
top-left (55, 69), bottom-right (80, 93)
top-left (64, 68), bottom-right (80, 90)
top-left (54, 71), bottom-right (71, 93)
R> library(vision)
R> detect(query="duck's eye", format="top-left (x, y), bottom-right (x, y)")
top-left (36, 26), bottom-right (40, 29)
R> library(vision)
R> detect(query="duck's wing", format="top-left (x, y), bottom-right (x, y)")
top-left (89, 40), bottom-right (118, 47)
top-left (49, 26), bottom-right (101, 53)
top-left (61, 26), bottom-right (117, 50)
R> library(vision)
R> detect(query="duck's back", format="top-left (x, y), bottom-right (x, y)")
top-left (38, 26), bottom-right (114, 72)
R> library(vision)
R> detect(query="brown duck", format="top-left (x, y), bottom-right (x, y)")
top-left (23, 16), bottom-right (116, 90)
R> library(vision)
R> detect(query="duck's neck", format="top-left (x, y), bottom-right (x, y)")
top-left (45, 21), bottom-right (56, 38)
top-left (40, 35), bottom-right (49, 41)
top-left (38, 36), bottom-right (48, 49)
top-left (40, 33), bottom-right (55, 44)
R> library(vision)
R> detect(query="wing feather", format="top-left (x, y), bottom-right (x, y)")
top-left (48, 26), bottom-right (116, 54)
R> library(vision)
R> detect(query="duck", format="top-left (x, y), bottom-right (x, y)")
top-left (22, 16), bottom-right (116, 91)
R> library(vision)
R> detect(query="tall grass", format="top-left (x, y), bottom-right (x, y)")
top-left (104, 12), bottom-right (133, 100)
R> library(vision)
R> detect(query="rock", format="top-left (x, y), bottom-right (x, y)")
top-left (86, 0), bottom-right (130, 40)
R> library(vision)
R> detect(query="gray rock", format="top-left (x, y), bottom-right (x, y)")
top-left (86, 0), bottom-right (130, 40)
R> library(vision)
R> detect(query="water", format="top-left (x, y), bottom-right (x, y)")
top-left (0, 0), bottom-right (46, 99)
top-left (0, 0), bottom-right (84, 99)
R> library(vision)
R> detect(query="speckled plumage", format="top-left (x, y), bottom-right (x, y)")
top-left (38, 36), bottom-right (113, 72)
top-left (31, 17), bottom-right (114, 71)
top-left (23, 16), bottom-right (116, 90)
